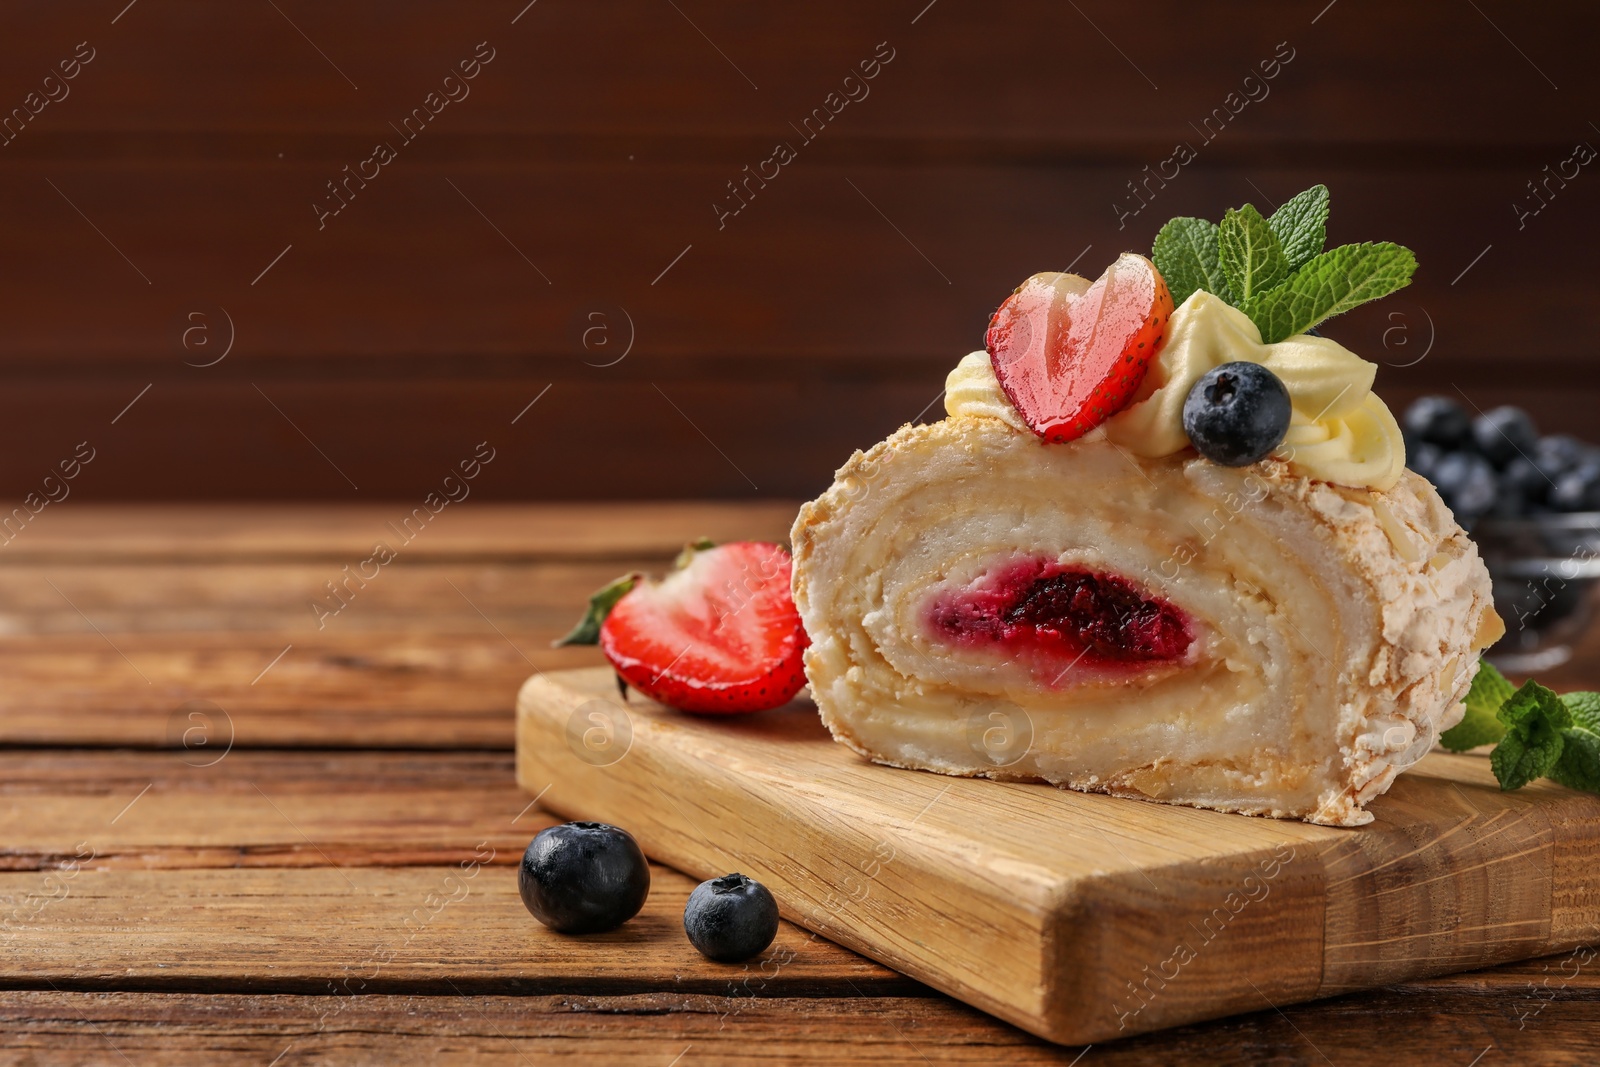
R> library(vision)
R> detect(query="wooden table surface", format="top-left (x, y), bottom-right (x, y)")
top-left (2, 504), bottom-right (1596, 1066)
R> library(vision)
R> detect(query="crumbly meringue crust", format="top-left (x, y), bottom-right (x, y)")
top-left (791, 414), bottom-right (1496, 826)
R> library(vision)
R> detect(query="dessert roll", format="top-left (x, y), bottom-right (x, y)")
top-left (793, 200), bottom-right (1501, 825)
top-left (792, 413), bottom-right (1496, 826)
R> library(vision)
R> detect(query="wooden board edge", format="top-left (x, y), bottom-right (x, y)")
top-left (512, 667), bottom-right (1600, 1047)
top-left (1036, 840), bottom-right (1325, 1043)
top-left (1546, 781), bottom-right (1600, 948)
top-left (514, 669), bottom-right (1073, 1040)
top-left (1314, 768), bottom-right (1600, 997)
top-left (515, 669), bottom-right (1326, 1045)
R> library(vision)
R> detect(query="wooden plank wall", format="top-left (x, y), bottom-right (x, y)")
top-left (1, 1), bottom-right (1595, 500)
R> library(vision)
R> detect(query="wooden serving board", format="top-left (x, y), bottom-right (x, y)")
top-left (515, 667), bottom-right (1600, 1045)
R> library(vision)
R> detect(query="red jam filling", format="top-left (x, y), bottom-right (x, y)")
top-left (927, 559), bottom-right (1192, 672)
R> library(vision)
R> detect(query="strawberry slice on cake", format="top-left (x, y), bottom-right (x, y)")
top-left (791, 192), bottom-right (1502, 825)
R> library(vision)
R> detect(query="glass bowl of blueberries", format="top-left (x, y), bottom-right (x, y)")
top-left (1404, 396), bottom-right (1600, 671)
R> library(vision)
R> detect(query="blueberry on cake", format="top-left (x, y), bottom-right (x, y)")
top-left (792, 189), bottom-right (1501, 825)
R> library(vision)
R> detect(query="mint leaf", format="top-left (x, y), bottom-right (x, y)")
top-left (1470, 661), bottom-right (1517, 710)
top-left (1440, 660), bottom-right (1516, 751)
top-left (553, 571), bottom-right (641, 647)
top-left (1218, 204), bottom-right (1289, 305)
top-left (1560, 691), bottom-right (1600, 733)
top-left (1492, 731), bottom-right (1565, 791)
top-left (1431, 668), bottom-right (1600, 794)
top-left (1490, 680), bottom-right (1571, 790)
top-left (1440, 714), bottom-right (1504, 753)
top-left (1244, 242), bottom-right (1418, 343)
top-left (1552, 726), bottom-right (1600, 793)
top-left (1152, 217), bottom-right (1232, 305)
top-left (1266, 185), bottom-right (1330, 271)
top-left (1498, 680), bottom-right (1573, 733)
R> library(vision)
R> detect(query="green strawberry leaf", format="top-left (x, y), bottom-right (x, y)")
top-left (1560, 691), bottom-right (1600, 733)
top-left (1152, 217), bottom-right (1232, 305)
top-left (1440, 660), bottom-right (1516, 751)
top-left (553, 571), bottom-right (641, 647)
top-left (1490, 680), bottom-right (1571, 790)
top-left (1266, 184), bottom-right (1330, 272)
top-left (556, 537), bottom-right (718, 646)
top-left (1552, 725), bottom-right (1600, 793)
top-left (673, 536), bottom-right (717, 571)
top-left (1218, 204), bottom-right (1289, 305)
top-left (1244, 242), bottom-right (1418, 343)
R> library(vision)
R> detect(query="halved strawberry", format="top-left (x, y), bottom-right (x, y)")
top-left (595, 541), bottom-right (808, 714)
top-left (985, 253), bottom-right (1174, 443)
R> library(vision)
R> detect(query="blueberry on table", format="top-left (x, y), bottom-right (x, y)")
top-left (1402, 396), bottom-right (1472, 449)
top-left (1471, 406), bottom-right (1538, 468)
top-left (683, 872), bottom-right (780, 962)
top-left (519, 822), bottom-right (651, 934)
top-left (1181, 362), bottom-right (1292, 467)
top-left (1430, 452), bottom-right (1498, 523)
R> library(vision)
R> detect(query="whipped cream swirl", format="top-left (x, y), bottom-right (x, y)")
top-left (945, 289), bottom-right (1406, 491)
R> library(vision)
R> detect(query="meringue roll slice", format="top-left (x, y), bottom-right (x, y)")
top-left (790, 416), bottom-right (1500, 826)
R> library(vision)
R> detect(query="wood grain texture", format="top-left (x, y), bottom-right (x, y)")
top-left (5, 0), bottom-right (1595, 145)
top-left (1, 503), bottom-right (1598, 751)
top-left (2, 984), bottom-right (1598, 1067)
top-left (1, 373), bottom-right (1596, 502)
top-left (0, 750), bottom-right (538, 870)
top-left (0, 503), bottom-right (798, 747)
top-left (0, 866), bottom-right (910, 997)
top-left (0, 502), bottom-right (1596, 1058)
top-left (0, 561), bottom-right (642, 634)
top-left (516, 667), bottom-right (1600, 1045)
top-left (0, 503), bottom-right (799, 562)
top-left (0, 632), bottom-right (578, 748)
top-left (0, 750), bottom-right (901, 996)
top-left (0, 2), bottom-right (1597, 498)
top-left (0, 164), bottom-right (1585, 369)
top-left (1316, 762), bottom-right (1558, 992)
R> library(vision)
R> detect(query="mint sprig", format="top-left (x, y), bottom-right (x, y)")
top-left (1560, 690), bottom-right (1600, 732)
top-left (1219, 204), bottom-right (1289, 304)
top-left (1552, 689), bottom-right (1600, 792)
top-left (1151, 217), bottom-right (1231, 305)
top-left (1440, 661), bottom-right (1600, 796)
top-left (1265, 184), bottom-right (1329, 272)
top-left (1490, 681), bottom-right (1571, 790)
top-left (1151, 185), bottom-right (1416, 343)
top-left (1553, 724), bottom-right (1600, 793)
top-left (1439, 658), bottom-right (1516, 751)
top-left (1245, 242), bottom-right (1418, 343)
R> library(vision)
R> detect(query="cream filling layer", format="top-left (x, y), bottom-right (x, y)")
top-left (794, 419), bottom-right (1386, 823)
